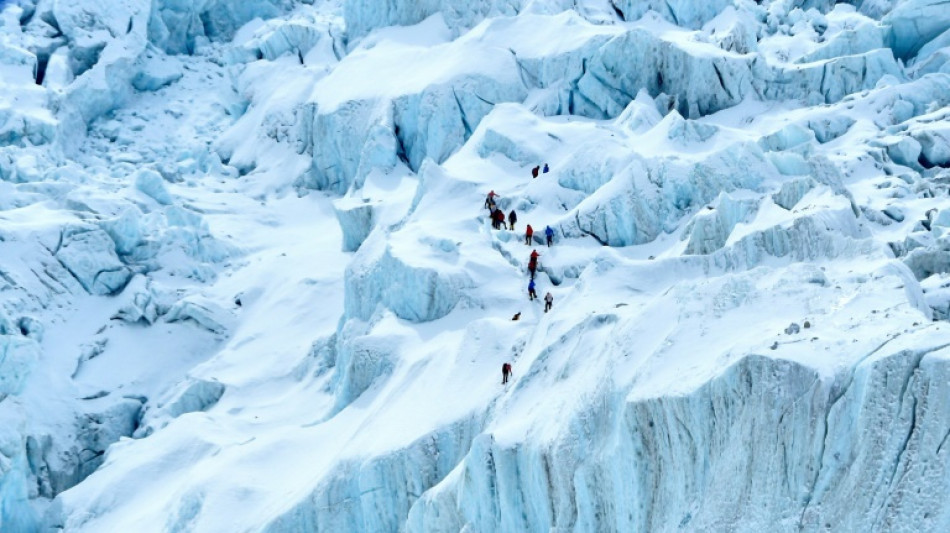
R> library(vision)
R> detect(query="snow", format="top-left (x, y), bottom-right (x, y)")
top-left (2, 0), bottom-right (950, 532)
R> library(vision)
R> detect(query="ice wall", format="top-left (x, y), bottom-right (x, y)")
top-left (411, 337), bottom-right (950, 532)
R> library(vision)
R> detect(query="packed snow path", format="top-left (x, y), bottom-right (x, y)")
top-left (3, 0), bottom-right (950, 532)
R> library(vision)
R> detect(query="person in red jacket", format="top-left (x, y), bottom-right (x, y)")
top-left (502, 362), bottom-right (512, 384)
top-left (530, 249), bottom-right (540, 262)
top-left (494, 209), bottom-right (507, 229)
top-left (485, 190), bottom-right (499, 211)
top-left (525, 224), bottom-right (533, 245)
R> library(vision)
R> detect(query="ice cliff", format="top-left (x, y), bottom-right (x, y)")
top-left (2, 0), bottom-right (950, 531)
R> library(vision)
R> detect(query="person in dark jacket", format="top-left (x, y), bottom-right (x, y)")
top-left (502, 362), bottom-right (512, 384)
top-left (531, 165), bottom-right (539, 178)
top-left (508, 210), bottom-right (517, 232)
top-left (525, 224), bottom-right (533, 245)
top-left (544, 292), bottom-right (553, 312)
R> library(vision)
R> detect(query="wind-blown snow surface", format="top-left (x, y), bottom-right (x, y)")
top-left (3, 0), bottom-right (950, 531)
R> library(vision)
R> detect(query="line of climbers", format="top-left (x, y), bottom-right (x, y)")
top-left (530, 163), bottom-right (550, 179)
top-left (485, 180), bottom-right (556, 386)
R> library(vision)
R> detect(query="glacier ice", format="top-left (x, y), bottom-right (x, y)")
top-left (131, 52), bottom-right (183, 92)
top-left (344, 231), bottom-right (473, 323)
top-left (911, 125), bottom-right (950, 167)
top-left (883, 0), bottom-right (950, 59)
top-left (683, 193), bottom-right (759, 255)
top-left (148, 0), bottom-right (286, 55)
top-left (4, 0), bottom-right (950, 531)
top-left (54, 225), bottom-right (132, 296)
top-left (26, 398), bottom-right (142, 498)
top-left (0, 336), bottom-right (39, 396)
top-left (772, 176), bottom-right (816, 210)
top-left (164, 296), bottom-right (234, 335)
top-left (136, 377), bottom-right (226, 437)
top-left (334, 198), bottom-right (377, 252)
top-left (410, 336), bottom-right (950, 532)
top-left (134, 168), bottom-right (174, 205)
top-left (570, 143), bottom-right (769, 247)
top-left (885, 135), bottom-right (923, 168)
top-left (343, 0), bottom-right (526, 42)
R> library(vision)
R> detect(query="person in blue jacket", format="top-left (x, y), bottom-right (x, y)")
top-left (545, 225), bottom-right (554, 247)
top-left (528, 279), bottom-right (537, 300)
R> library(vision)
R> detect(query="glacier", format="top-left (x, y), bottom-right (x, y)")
top-left (2, 0), bottom-right (950, 532)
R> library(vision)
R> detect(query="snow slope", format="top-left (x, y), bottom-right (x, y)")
top-left (2, 0), bottom-right (950, 531)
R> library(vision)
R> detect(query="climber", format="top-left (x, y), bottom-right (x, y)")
top-left (545, 225), bottom-right (554, 247)
top-left (502, 362), bottom-right (512, 384)
top-left (508, 209), bottom-right (517, 232)
top-left (530, 249), bottom-right (540, 262)
top-left (531, 165), bottom-right (540, 178)
top-left (494, 209), bottom-right (508, 229)
top-left (543, 163), bottom-right (549, 174)
top-left (511, 312), bottom-right (521, 321)
top-left (544, 292), bottom-right (553, 313)
top-left (485, 190), bottom-right (499, 211)
top-left (528, 278), bottom-right (537, 300)
top-left (525, 224), bottom-right (534, 245)
top-left (528, 260), bottom-right (537, 280)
